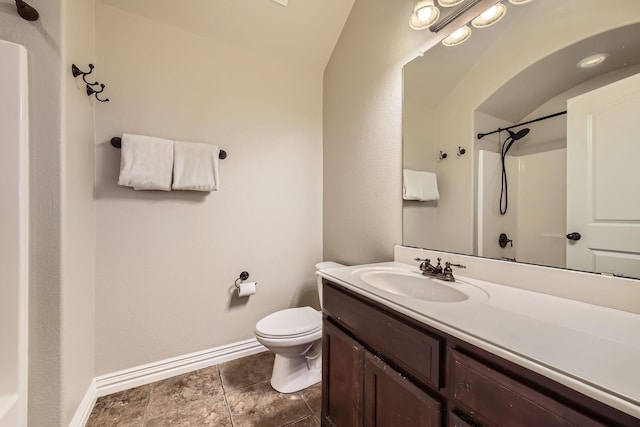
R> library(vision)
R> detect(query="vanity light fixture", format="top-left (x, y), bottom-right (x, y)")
top-left (442, 25), bottom-right (472, 46)
top-left (410, 0), bottom-right (441, 30)
top-left (471, 3), bottom-right (506, 28)
top-left (437, 0), bottom-right (465, 7)
top-left (577, 53), bottom-right (609, 68)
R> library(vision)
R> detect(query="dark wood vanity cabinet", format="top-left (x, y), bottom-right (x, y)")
top-left (321, 280), bottom-right (639, 427)
top-left (322, 320), bottom-right (364, 427)
top-left (364, 351), bottom-right (442, 426)
top-left (322, 320), bottom-right (441, 427)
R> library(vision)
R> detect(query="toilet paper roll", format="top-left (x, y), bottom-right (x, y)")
top-left (237, 281), bottom-right (256, 297)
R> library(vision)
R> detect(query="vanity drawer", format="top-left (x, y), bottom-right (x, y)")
top-left (449, 349), bottom-right (605, 427)
top-left (448, 411), bottom-right (476, 427)
top-left (323, 281), bottom-right (441, 389)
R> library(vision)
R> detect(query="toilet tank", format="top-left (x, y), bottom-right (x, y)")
top-left (315, 262), bottom-right (344, 309)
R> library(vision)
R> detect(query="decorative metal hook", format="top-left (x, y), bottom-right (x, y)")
top-left (72, 64), bottom-right (99, 86)
top-left (86, 84), bottom-right (109, 103)
top-left (71, 64), bottom-right (110, 102)
top-left (457, 146), bottom-right (466, 157)
top-left (439, 150), bottom-right (448, 161)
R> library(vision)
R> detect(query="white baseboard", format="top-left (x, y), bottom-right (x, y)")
top-left (69, 338), bottom-right (266, 427)
top-left (68, 379), bottom-right (97, 427)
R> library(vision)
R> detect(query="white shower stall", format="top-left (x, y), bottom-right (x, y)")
top-left (0, 39), bottom-right (29, 427)
top-left (477, 148), bottom-right (566, 267)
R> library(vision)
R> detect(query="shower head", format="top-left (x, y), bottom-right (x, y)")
top-left (503, 127), bottom-right (530, 156)
top-left (15, 0), bottom-right (39, 21)
top-left (507, 128), bottom-right (530, 141)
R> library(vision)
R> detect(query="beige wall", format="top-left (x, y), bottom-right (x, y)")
top-left (323, 0), bottom-right (432, 264)
top-left (94, 3), bottom-right (323, 374)
top-left (1, 0), bottom-right (96, 425)
top-left (402, 83), bottom-right (437, 248)
top-left (61, 0), bottom-right (96, 424)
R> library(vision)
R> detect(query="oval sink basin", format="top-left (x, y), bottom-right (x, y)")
top-left (350, 267), bottom-right (488, 303)
top-left (358, 270), bottom-right (467, 302)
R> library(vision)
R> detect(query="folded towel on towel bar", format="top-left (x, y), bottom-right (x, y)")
top-left (403, 169), bottom-right (440, 201)
top-left (172, 140), bottom-right (220, 191)
top-left (117, 133), bottom-right (174, 191)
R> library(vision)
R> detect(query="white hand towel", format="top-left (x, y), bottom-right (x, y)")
top-left (403, 169), bottom-right (440, 201)
top-left (172, 141), bottom-right (220, 191)
top-left (118, 134), bottom-right (174, 191)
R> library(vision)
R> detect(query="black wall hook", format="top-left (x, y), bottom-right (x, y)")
top-left (72, 64), bottom-right (110, 102)
top-left (87, 84), bottom-right (109, 103)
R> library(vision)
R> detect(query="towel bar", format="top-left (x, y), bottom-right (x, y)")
top-left (110, 137), bottom-right (227, 159)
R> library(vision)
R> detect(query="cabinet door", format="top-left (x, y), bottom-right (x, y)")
top-left (322, 320), bottom-right (364, 427)
top-left (364, 352), bottom-right (441, 427)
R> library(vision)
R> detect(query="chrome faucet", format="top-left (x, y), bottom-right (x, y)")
top-left (414, 257), bottom-right (466, 282)
top-left (414, 257), bottom-right (442, 276)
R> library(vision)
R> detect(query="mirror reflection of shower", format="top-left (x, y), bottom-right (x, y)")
top-left (500, 128), bottom-right (530, 215)
top-left (475, 109), bottom-right (569, 267)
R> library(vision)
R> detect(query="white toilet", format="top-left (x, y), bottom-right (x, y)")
top-left (255, 261), bottom-right (344, 393)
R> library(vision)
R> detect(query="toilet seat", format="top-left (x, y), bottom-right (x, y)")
top-left (255, 306), bottom-right (321, 339)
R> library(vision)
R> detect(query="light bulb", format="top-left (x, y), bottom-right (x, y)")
top-left (451, 27), bottom-right (466, 40)
top-left (409, 1), bottom-right (440, 30)
top-left (472, 3), bottom-right (506, 28)
top-left (481, 5), bottom-right (498, 20)
top-left (442, 25), bottom-right (471, 46)
top-left (417, 6), bottom-right (434, 22)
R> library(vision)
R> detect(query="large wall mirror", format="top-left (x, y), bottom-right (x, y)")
top-left (403, 0), bottom-right (640, 279)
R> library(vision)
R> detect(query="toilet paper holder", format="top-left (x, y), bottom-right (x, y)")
top-left (235, 271), bottom-right (253, 289)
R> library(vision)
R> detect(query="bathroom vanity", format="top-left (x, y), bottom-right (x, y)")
top-left (319, 259), bottom-right (640, 427)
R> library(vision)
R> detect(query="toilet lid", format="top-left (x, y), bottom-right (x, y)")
top-left (255, 307), bottom-right (321, 338)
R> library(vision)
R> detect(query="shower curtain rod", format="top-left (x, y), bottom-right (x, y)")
top-left (477, 110), bottom-right (567, 140)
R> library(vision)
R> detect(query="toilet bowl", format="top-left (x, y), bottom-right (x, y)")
top-left (255, 261), bottom-right (344, 393)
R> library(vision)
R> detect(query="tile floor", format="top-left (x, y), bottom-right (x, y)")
top-left (86, 351), bottom-right (321, 427)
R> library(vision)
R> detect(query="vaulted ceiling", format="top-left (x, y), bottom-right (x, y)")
top-left (98, 0), bottom-right (356, 71)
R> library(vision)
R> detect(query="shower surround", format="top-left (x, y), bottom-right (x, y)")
top-left (0, 39), bottom-right (29, 427)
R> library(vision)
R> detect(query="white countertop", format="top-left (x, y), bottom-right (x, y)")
top-left (319, 261), bottom-right (640, 419)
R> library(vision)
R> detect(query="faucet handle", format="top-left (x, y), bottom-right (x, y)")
top-left (414, 258), bottom-right (433, 274)
top-left (447, 262), bottom-right (466, 269)
top-left (414, 257), bottom-right (431, 266)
